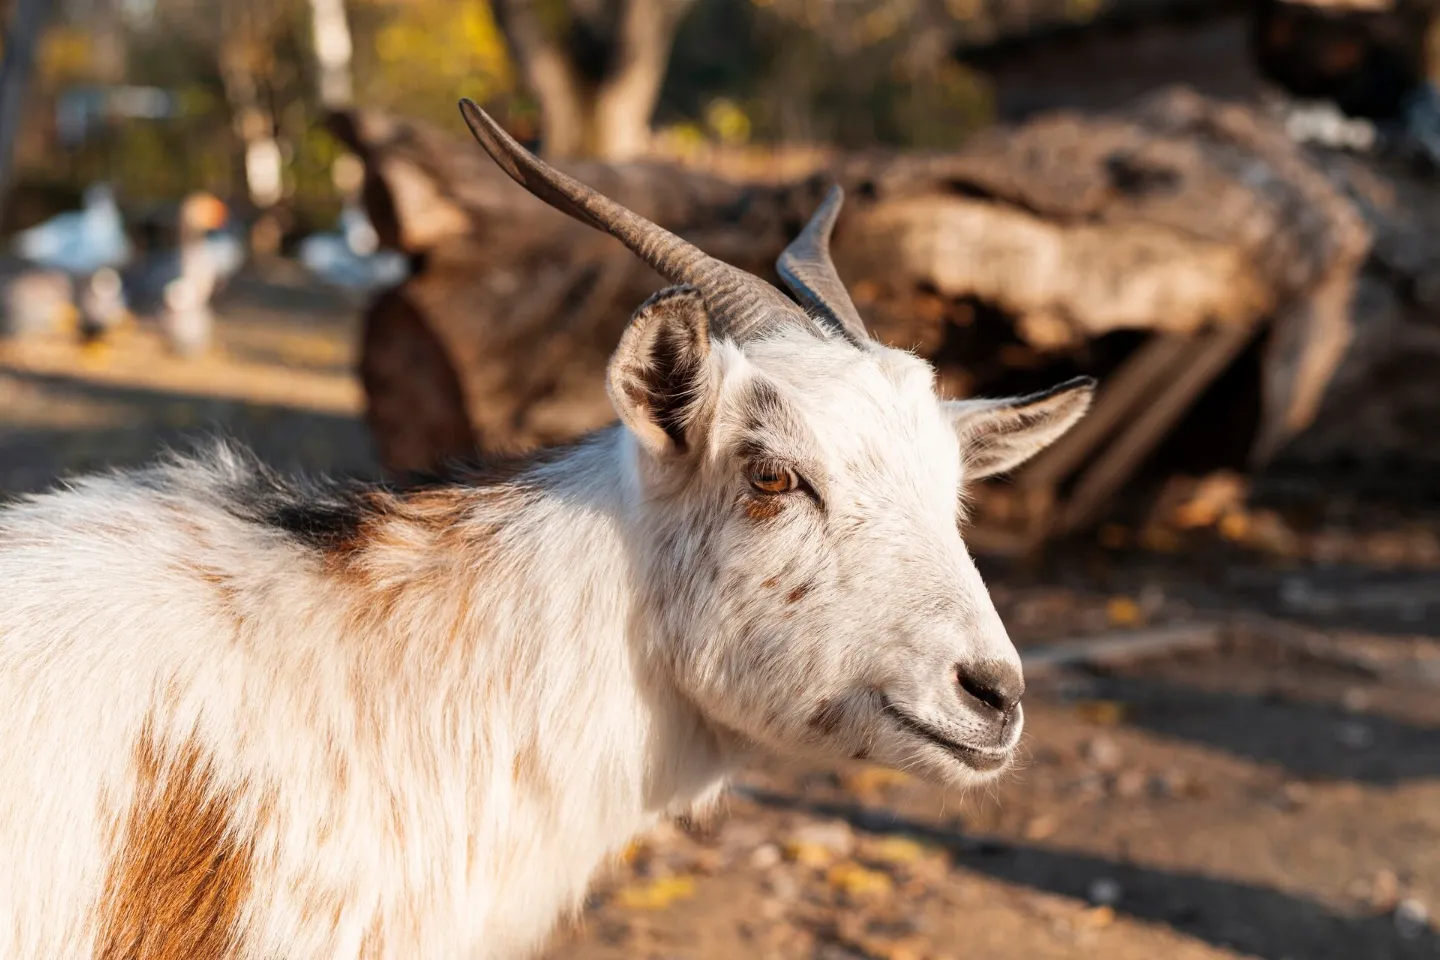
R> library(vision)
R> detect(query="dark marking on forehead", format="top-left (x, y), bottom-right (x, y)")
top-left (741, 378), bottom-right (788, 432)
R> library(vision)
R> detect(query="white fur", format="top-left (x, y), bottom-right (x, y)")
top-left (0, 314), bottom-right (1089, 958)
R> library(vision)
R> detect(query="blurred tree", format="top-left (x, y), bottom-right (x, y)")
top-left (491, 0), bottom-right (696, 159)
top-left (308, 0), bottom-right (354, 108)
top-left (351, 0), bottom-right (514, 131)
top-left (0, 0), bottom-right (54, 217)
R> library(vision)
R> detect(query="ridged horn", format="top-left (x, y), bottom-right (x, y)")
top-left (458, 98), bottom-right (815, 341)
top-left (776, 183), bottom-right (869, 344)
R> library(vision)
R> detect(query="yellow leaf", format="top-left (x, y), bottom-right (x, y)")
top-left (784, 841), bottom-right (835, 868)
top-left (1076, 905), bottom-right (1115, 928)
top-left (826, 862), bottom-right (894, 898)
top-left (1105, 596), bottom-right (1142, 627)
top-left (1218, 512), bottom-right (1250, 542)
top-left (869, 836), bottom-right (926, 864)
top-left (1074, 700), bottom-right (1127, 726)
top-left (612, 875), bottom-right (696, 910)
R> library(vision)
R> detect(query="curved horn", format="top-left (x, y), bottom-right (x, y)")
top-left (776, 183), bottom-right (869, 344)
top-left (458, 98), bottom-right (812, 341)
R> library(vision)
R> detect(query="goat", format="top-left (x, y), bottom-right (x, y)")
top-left (0, 99), bottom-right (1094, 959)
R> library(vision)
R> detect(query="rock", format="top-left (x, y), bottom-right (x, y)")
top-left (786, 820), bottom-right (856, 861)
top-left (1023, 814), bottom-right (1059, 841)
top-left (1341, 687), bottom-right (1372, 712)
top-left (764, 870), bottom-right (800, 901)
top-left (1370, 868), bottom-right (1401, 911)
top-left (1394, 899), bottom-right (1430, 939)
top-left (750, 843), bottom-right (783, 870)
top-left (1336, 721), bottom-right (1373, 749)
top-left (1114, 769), bottom-right (1148, 798)
top-left (1087, 877), bottom-right (1123, 907)
top-left (1083, 735), bottom-right (1124, 772)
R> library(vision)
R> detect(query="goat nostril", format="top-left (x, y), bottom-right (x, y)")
top-left (955, 660), bottom-right (1025, 715)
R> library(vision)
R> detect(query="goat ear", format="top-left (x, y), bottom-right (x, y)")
top-left (945, 376), bottom-right (1095, 480)
top-left (607, 286), bottom-right (717, 457)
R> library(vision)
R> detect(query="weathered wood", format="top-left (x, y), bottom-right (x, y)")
top-left (1057, 322), bottom-right (1258, 534)
top-left (335, 88), bottom-right (1385, 544)
top-left (1022, 623), bottom-right (1224, 674)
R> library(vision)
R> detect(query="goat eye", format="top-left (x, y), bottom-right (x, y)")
top-left (746, 462), bottom-right (798, 494)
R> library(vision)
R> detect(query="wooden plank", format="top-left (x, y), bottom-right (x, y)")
top-left (1056, 322), bottom-right (1256, 534)
top-left (1018, 332), bottom-right (1193, 493)
top-left (1022, 623), bottom-right (1223, 674)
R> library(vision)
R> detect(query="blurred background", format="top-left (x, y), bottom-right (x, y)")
top-left (2, 0), bottom-right (1440, 957)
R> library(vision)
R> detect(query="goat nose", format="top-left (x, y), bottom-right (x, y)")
top-left (955, 659), bottom-right (1025, 715)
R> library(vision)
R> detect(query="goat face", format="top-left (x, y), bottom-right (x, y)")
top-left (609, 288), bottom-right (1092, 787)
top-left (458, 99), bottom-right (1094, 788)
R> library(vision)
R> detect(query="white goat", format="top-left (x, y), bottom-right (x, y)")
top-left (0, 100), bottom-right (1094, 959)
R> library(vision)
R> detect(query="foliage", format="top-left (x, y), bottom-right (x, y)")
top-left (353, 0), bottom-right (516, 128)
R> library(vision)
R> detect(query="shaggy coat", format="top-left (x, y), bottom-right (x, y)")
top-left (0, 101), bottom-right (1095, 959)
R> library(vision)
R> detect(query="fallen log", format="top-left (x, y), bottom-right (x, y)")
top-left (333, 88), bottom-right (1378, 549)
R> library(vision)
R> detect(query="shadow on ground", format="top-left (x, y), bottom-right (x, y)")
top-left (742, 787), bottom-right (1439, 960)
top-left (1070, 674), bottom-right (1440, 785)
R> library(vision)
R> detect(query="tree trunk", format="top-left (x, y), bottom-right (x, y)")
top-left (308, 0), bottom-right (355, 110)
top-left (492, 0), bottom-right (693, 160)
top-left (0, 0), bottom-right (51, 220)
top-left (335, 89), bottom-right (1440, 543)
top-left (218, 4), bottom-right (285, 253)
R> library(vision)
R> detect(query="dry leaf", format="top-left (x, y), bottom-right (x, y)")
top-left (869, 836), bottom-right (926, 864)
top-left (1074, 700), bottom-right (1127, 726)
top-left (1105, 596), bottom-right (1142, 627)
top-left (612, 875), bottom-right (697, 910)
top-left (785, 841), bottom-right (836, 868)
top-left (827, 862), bottom-right (894, 898)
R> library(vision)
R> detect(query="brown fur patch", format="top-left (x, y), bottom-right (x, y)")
top-left (785, 582), bottom-right (810, 604)
top-left (761, 575), bottom-right (780, 589)
top-left (743, 496), bottom-right (784, 522)
top-left (808, 699), bottom-right (845, 737)
top-left (95, 729), bottom-right (253, 959)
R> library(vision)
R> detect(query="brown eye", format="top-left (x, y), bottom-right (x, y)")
top-left (746, 462), bottom-right (798, 494)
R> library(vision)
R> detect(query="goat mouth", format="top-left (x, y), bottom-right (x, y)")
top-left (880, 697), bottom-right (1012, 773)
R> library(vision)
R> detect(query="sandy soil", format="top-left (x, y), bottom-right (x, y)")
top-left (1, 270), bottom-right (1435, 960)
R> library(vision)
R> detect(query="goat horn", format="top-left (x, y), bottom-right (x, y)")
top-left (776, 184), bottom-right (869, 344)
top-left (458, 98), bottom-right (815, 342)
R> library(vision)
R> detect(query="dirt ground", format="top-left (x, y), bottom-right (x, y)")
top-left (1, 270), bottom-right (1436, 960)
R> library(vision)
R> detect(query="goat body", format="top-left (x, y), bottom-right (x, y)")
top-left (0, 101), bottom-right (1095, 958)
top-left (0, 436), bottom-right (727, 958)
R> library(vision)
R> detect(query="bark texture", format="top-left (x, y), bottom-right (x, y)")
top-left (335, 88), bottom-right (1439, 534)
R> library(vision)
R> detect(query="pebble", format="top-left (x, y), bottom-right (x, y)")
top-left (788, 820), bottom-right (856, 857)
top-left (1394, 899), bottom-right (1430, 939)
top-left (750, 843), bottom-right (782, 870)
top-left (764, 871), bottom-right (800, 901)
top-left (1336, 721), bottom-right (1373, 750)
top-left (1370, 869), bottom-right (1400, 910)
top-left (1087, 877), bottom-right (1123, 907)
top-left (1114, 770), bottom-right (1148, 798)
top-left (1083, 736), bottom-right (1124, 772)
top-left (1341, 687), bottom-right (1371, 713)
